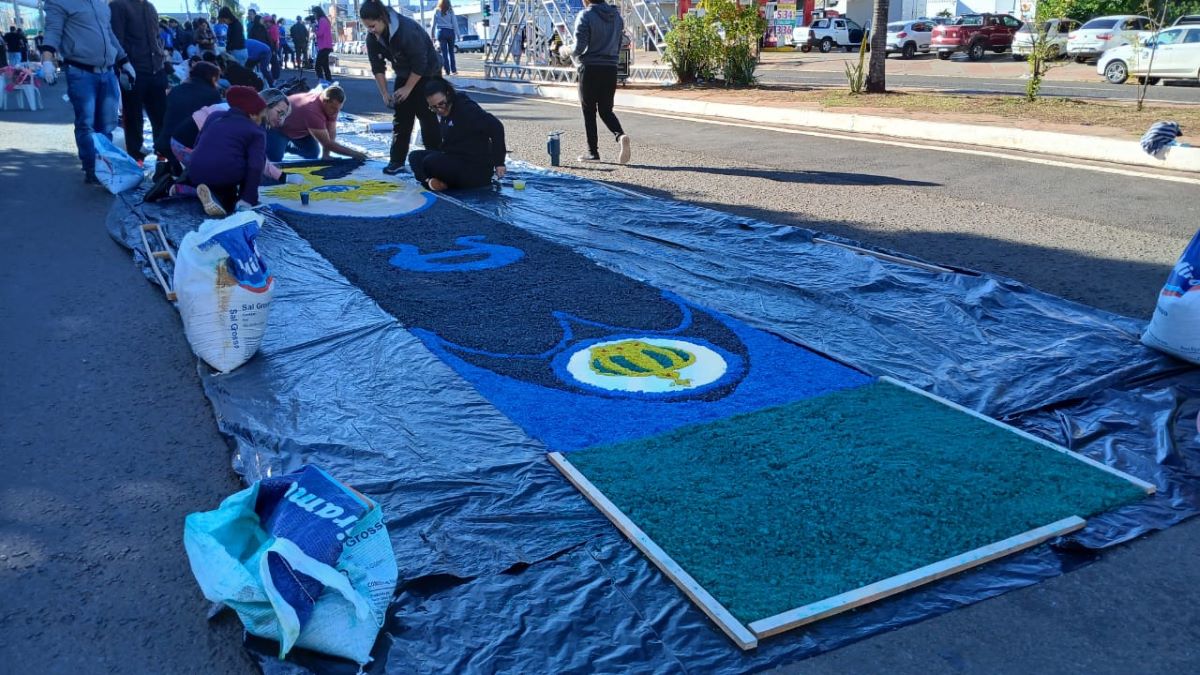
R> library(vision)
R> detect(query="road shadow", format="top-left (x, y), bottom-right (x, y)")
top-left (598, 178), bottom-right (1170, 318)
top-left (624, 163), bottom-right (940, 187)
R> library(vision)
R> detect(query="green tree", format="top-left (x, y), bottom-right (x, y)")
top-left (1025, 0), bottom-right (1077, 101)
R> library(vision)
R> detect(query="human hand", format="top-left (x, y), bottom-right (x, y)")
top-left (235, 200), bottom-right (255, 211)
top-left (393, 85), bottom-right (413, 104)
top-left (40, 60), bottom-right (56, 84)
top-left (121, 62), bottom-right (137, 82)
top-left (495, 166), bottom-right (506, 179)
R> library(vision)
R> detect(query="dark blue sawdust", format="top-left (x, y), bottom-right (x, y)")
top-left (279, 200), bottom-right (871, 450)
top-left (566, 380), bottom-right (1149, 625)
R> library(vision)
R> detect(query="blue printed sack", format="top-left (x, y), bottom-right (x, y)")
top-left (1143, 228), bottom-right (1200, 364)
top-left (175, 212), bottom-right (275, 373)
top-left (91, 132), bottom-right (144, 194)
top-left (184, 466), bottom-right (396, 664)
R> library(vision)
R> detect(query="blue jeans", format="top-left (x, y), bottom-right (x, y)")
top-left (265, 129), bottom-right (321, 162)
top-left (66, 65), bottom-right (120, 172)
top-left (438, 29), bottom-right (456, 74)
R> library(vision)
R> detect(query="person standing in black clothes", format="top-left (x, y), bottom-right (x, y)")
top-left (359, 0), bottom-right (443, 175)
top-left (572, 0), bottom-right (631, 164)
top-left (409, 80), bottom-right (506, 191)
top-left (110, 0), bottom-right (169, 162)
top-left (289, 16), bottom-right (309, 69)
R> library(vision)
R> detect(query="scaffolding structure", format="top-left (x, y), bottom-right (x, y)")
top-left (483, 0), bottom-right (677, 85)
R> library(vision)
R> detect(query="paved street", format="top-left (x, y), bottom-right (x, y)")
top-left (2, 71), bottom-right (1199, 673)
top-left (339, 50), bottom-right (1200, 103)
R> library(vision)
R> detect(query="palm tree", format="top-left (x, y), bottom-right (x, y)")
top-left (865, 0), bottom-right (889, 93)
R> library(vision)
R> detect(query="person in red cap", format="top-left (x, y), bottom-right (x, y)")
top-left (183, 86), bottom-right (270, 217)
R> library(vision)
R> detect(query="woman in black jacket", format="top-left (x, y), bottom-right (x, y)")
top-left (408, 80), bottom-right (507, 191)
top-left (359, 0), bottom-right (444, 175)
top-left (218, 7), bottom-right (247, 64)
top-left (154, 61), bottom-right (222, 174)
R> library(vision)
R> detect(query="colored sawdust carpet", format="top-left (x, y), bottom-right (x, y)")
top-left (260, 160), bottom-right (436, 218)
top-left (564, 380), bottom-right (1148, 625)
top-left (279, 199), bottom-right (871, 450)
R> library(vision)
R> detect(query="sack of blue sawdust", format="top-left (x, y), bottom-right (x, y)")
top-left (174, 211), bottom-right (274, 373)
top-left (1143, 229), bottom-right (1200, 364)
top-left (90, 132), bottom-right (144, 194)
top-left (184, 465), bottom-right (397, 665)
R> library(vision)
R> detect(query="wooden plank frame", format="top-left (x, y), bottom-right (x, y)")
top-left (548, 451), bottom-right (760, 650)
top-left (747, 516), bottom-right (1085, 638)
top-left (550, 378), bottom-right (1157, 649)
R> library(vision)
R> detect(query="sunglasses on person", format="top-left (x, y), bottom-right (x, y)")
top-left (427, 98), bottom-right (450, 113)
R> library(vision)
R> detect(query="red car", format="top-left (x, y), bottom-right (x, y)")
top-left (931, 13), bottom-right (1024, 61)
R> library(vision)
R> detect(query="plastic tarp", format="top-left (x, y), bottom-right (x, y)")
top-left (107, 126), bottom-right (1200, 673)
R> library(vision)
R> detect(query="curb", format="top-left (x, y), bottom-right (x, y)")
top-left (449, 76), bottom-right (1200, 174)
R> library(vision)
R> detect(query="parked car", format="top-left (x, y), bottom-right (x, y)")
top-left (886, 20), bottom-right (934, 59)
top-left (456, 34), bottom-right (485, 52)
top-left (931, 14), bottom-right (1023, 61)
top-left (1067, 15), bottom-right (1156, 63)
top-left (1172, 15), bottom-right (1200, 26)
top-left (795, 16), bottom-right (869, 53)
top-left (1097, 24), bottom-right (1200, 84)
top-left (1011, 18), bottom-right (1079, 60)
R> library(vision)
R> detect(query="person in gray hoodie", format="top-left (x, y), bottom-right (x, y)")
top-left (573, 0), bottom-right (631, 164)
top-left (40, 0), bottom-right (137, 183)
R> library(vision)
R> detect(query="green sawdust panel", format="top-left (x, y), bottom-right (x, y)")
top-left (565, 380), bottom-right (1147, 626)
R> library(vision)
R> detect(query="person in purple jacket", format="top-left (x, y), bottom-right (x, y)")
top-left (184, 86), bottom-right (268, 217)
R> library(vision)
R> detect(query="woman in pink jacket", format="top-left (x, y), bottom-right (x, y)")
top-left (313, 5), bottom-right (333, 83)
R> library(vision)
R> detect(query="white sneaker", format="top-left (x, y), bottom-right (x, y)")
top-left (197, 184), bottom-right (227, 217)
top-left (617, 134), bottom-right (631, 165)
top-left (577, 153), bottom-right (601, 162)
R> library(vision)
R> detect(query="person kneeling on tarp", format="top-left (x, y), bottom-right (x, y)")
top-left (408, 80), bottom-right (507, 192)
top-left (265, 85), bottom-right (367, 162)
top-left (146, 88), bottom-right (295, 202)
top-left (183, 86), bottom-right (269, 217)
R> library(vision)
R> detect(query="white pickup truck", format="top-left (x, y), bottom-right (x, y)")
top-left (794, 17), bottom-right (870, 53)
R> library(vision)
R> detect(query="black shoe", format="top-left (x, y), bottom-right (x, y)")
top-left (144, 172), bottom-right (175, 203)
top-left (83, 171), bottom-right (100, 185)
top-left (151, 160), bottom-right (171, 182)
top-left (382, 163), bottom-right (407, 175)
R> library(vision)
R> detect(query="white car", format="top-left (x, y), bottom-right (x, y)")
top-left (1067, 15), bottom-right (1156, 63)
top-left (456, 34), bottom-right (485, 52)
top-left (1098, 25), bottom-right (1200, 84)
top-left (886, 20), bottom-right (934, 59)
top-left (1011, 18), bottom-right (1079, 60)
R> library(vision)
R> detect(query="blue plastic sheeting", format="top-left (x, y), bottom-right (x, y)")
top-left (107, 133), bottom-right (1200, 673)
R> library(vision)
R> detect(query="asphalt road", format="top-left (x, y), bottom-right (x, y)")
top-left (1, 72), bottom-right (1198, 674)
top-left (341, 51), bottom-right (1200, 103)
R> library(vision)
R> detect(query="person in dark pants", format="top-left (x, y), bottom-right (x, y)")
top-left (40, 0), bottom-right (135, 184)
top-left (408, 80), bottom-right (506, 191)
top-left (312, 6), bottom-right (333, 82)
top-left (431, 0), bottom-right (457, 75)
top-left (290, 16), bottom-right (309, 69)
top-left (572, 0), bottom-right (631, 165)
top-left (360, 0), bottom-right (443, 175)
top-left (110, 0), bottom-right (169, 162)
